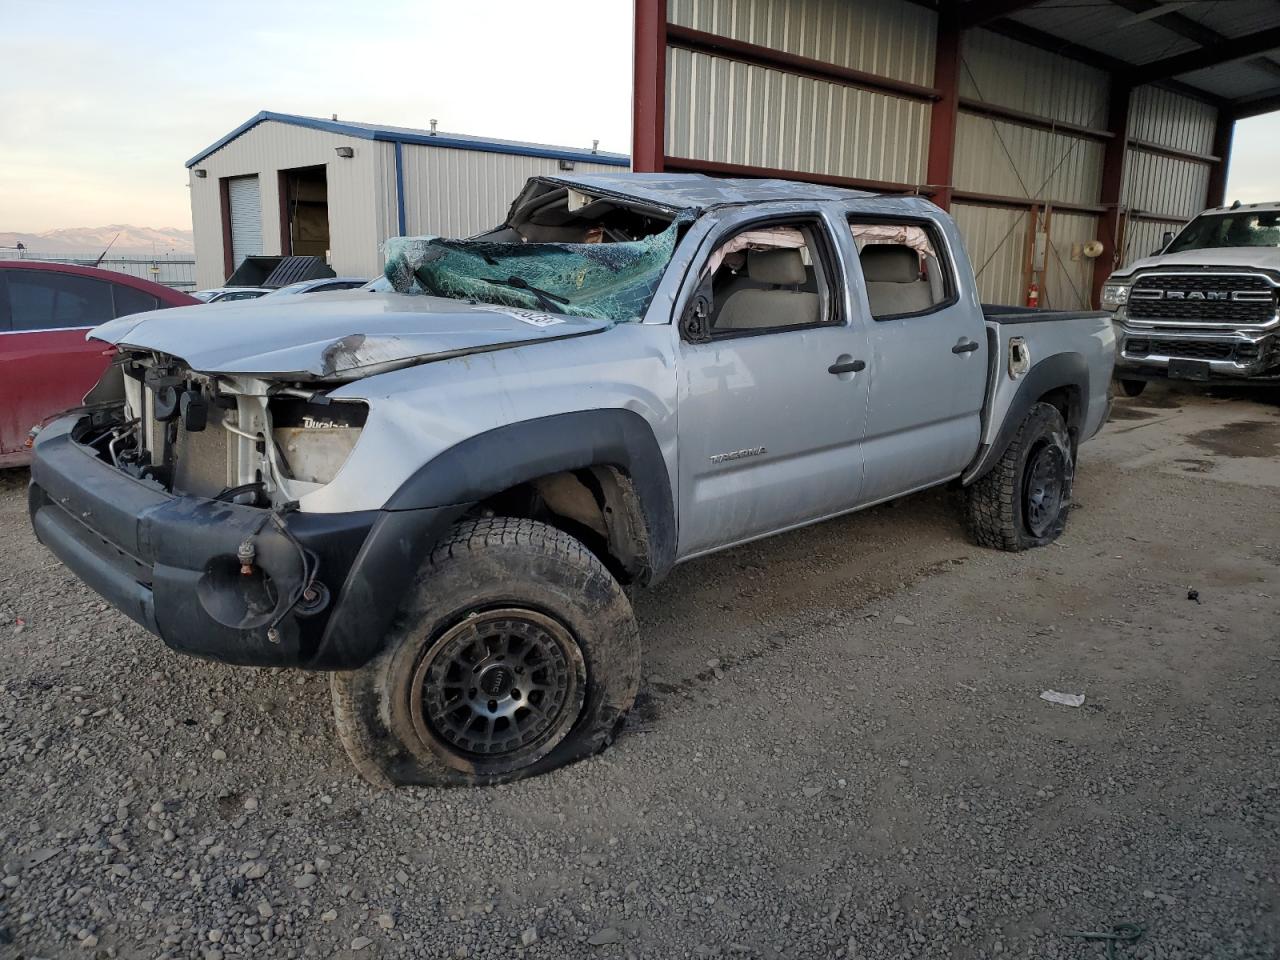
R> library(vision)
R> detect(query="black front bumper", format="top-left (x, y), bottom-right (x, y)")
top-left (29, 414), bottom-right (464, 669)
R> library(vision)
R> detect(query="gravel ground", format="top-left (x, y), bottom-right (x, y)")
top-left (1, 383), bottom-right (1277, 960)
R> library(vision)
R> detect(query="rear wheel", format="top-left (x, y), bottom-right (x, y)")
top-left (1119, 378), bottom-right (1147, 398)
top-left (966, 402), bottom-right (1074, 552)
top-left (331, 518), bottom-right (640, 787)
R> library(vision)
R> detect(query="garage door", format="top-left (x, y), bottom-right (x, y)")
top-left (226, 175), bottom-right (262, 269)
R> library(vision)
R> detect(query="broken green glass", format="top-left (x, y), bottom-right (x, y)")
top-left (383, 221), bottom-right (681, 324)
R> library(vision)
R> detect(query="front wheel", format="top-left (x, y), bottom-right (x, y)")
top-left (330, 518), bottom-right (640, 787)
top-left (1118, 378), bottom-right (1147, 398)
top-left (966, 402), bottom-right (1074, 552)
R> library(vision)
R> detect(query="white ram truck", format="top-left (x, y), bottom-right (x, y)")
top-left (1104, 201), bottom-right (1280, 395)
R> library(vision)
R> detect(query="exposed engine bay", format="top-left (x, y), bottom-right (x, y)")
top-left (79, 352), bottom-right (365, 509)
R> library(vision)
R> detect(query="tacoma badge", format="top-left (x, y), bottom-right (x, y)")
top-left (709, 446), bottom-right (767, 464)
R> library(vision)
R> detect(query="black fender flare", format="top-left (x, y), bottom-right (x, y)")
top-left (963, 352), bottom-right (1089, 485)
top-left (314, 409), bottom-right (674, 669)
top-left (386, 407), bottom-right (676, 579)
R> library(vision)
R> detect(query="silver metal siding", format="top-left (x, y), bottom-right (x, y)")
top-left (1042, 211), bottom-right (1100, 311)
top-left (1128, 85), bottom-right (1217, 154)
top-left (398, 145), bottom-right (625, 239)
top-left (1122, 218), bottom-right (1184, 266)
top-left (960, 29), bottom-right (1108, 128)
top-left (667, 0), bottom-right (936, 85)
top-left (953, 112), bottom-right (1103, 206)
top-left (1121, 149), bottom-right (1210, 220)
top-left (666, 47), bottom-right (929, 184)
top-left (951, 203), bottom-right (1029, 307)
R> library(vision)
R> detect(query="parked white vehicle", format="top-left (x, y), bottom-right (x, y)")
top-left (1103, 201), bottom-right (1280, 394)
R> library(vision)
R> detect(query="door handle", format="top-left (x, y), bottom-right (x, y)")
top-left (828, 359), bottom-right (866, 375)
top-left (952, 339), bottom-right (980, 354)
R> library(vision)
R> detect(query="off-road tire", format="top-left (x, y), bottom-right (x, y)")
top-left (331, 518), bottom-right (640, 787)
top-left (1119, 379), bottom-right (1147, 398)
top-left (966, 402), bottom-right (1074, 552)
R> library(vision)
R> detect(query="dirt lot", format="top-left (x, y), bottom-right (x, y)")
top-left (1, 384), bottom-right (1277, 960)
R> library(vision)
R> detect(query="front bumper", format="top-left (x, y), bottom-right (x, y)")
top-left (29, 414), bottom-right (464, 669)
top-left (1114, 324), bottom-right (1280, 384)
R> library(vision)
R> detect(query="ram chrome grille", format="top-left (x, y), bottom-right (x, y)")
top-left (1128, 273), bottom-right (1276, 325)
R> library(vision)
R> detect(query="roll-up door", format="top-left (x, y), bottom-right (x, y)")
top-left (226, 175), bottom-right (262, 269)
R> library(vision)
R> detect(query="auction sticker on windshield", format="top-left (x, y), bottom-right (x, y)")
top-left (474, 305), bottom-right (565, 327)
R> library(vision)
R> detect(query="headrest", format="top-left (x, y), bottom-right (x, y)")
top-left (747, 249), bottom-right (806, 286)
top-left (860, 244), bottom-right (921, 283)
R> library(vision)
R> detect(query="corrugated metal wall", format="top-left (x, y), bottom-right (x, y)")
top-left (655, 2), bottom-right (1223, 305)
top-left (665, 48), bottom-right (929, 184)
top-left (951, 204), bottom-right (1028, 306)
top-left (664, 0), bottom-right (933, 186)
top-left (398, 147), bottom-right (623, 238)
top-left (188, 122), bottom-right (386, 288)
top-left (668, 0), bottom-right (935, 84)
top-left (1123, 218), bottom-right (1183, 264)
top-left (1120, 84), bottom-right (1218, 238)
top-left (1043, 211), bottom-right (1101, 310)
top-left (954, 113), bottom-right (1103, 206)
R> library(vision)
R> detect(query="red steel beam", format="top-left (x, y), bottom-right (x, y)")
top-left (632, 0), bottom-right (666, 172)
top-left (663, 155), bottom-right (931, 197)
top-left (1092, 83), bottom-right (1132, 310)
top-left (926, 7), bottom-right (962, 210)
top-left (1205, 110), bottom-right (1237, 207)
top-left (959, 97), bottom-right (1113, 142)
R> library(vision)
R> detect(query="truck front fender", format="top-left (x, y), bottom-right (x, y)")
top-left (384, 408), bottom-right (677, 583)
top-left (962, 352), bottom-right (1089, 485)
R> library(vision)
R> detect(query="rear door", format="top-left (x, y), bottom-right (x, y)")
top-left (0, 268), bottom-right (116, 458)
top-left (675, 210), bottom-right (871, 558)
top-left (846, 214), bottom-right (989, 503)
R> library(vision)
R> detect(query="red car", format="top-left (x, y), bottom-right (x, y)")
top-left (0, 261), bottom-right (198, 467)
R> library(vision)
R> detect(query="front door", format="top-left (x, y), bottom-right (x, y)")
top-left (675, 215), bottom-right (871, 558)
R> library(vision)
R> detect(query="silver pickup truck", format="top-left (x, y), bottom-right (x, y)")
top-left (29, 174), bottom-right (1114, 787)
top-left (1104, 201), bottom-right (1280, 395)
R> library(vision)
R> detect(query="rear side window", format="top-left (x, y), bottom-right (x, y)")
top-left (849, 220), bottom-right (955, 320)
top-left (112, 284), bottom-right (160, 318)
top-left (7, 270), bottom-right (115, 330)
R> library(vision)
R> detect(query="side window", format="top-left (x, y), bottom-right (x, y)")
top-left (7, 270), bottom-right (114, 330)
top-left (112, 284), bottom-right (160, 318)
top-left (700, 221), bottom-right (837, 335)
top-left (849, 220), bottom-right (954, 320)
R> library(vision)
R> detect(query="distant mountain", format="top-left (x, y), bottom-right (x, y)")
top-left (0, 225), bottom-right (194, 257)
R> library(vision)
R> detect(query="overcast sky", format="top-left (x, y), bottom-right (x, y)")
top-left (1, 0), bottom-right (1275, 232)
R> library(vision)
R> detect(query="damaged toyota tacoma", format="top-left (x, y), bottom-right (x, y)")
top-left (29, 174), bottom-right (1115, 787)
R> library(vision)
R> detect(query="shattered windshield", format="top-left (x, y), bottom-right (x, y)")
top-left (383, 220), bottom-right (682, 324)
top-left (1166, 211), bottom-right (1280, 252)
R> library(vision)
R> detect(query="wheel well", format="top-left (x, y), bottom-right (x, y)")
top-left (467, 466), bottom-right (652, 584)
top-left (1036, 385), bottom-right (1082, 446)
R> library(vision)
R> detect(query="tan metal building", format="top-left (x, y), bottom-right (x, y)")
top-left (633, 0), bottom-right (1280, 309)
top-left (186, 112), bottom-right (629, 290)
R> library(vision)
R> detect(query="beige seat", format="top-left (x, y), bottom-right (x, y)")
top-left (861, 244), bottom-right (934, 317)
top-left (715, 249), bottom-right (821, 330)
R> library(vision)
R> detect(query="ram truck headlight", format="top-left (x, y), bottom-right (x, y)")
top-left (1101, 283), bottom-right (1130, 310)
top-left (269, 397), bottom-right (367, 486)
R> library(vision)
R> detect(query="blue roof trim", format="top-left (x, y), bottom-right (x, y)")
top-left (186, 111), bottom-right (630, 169)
